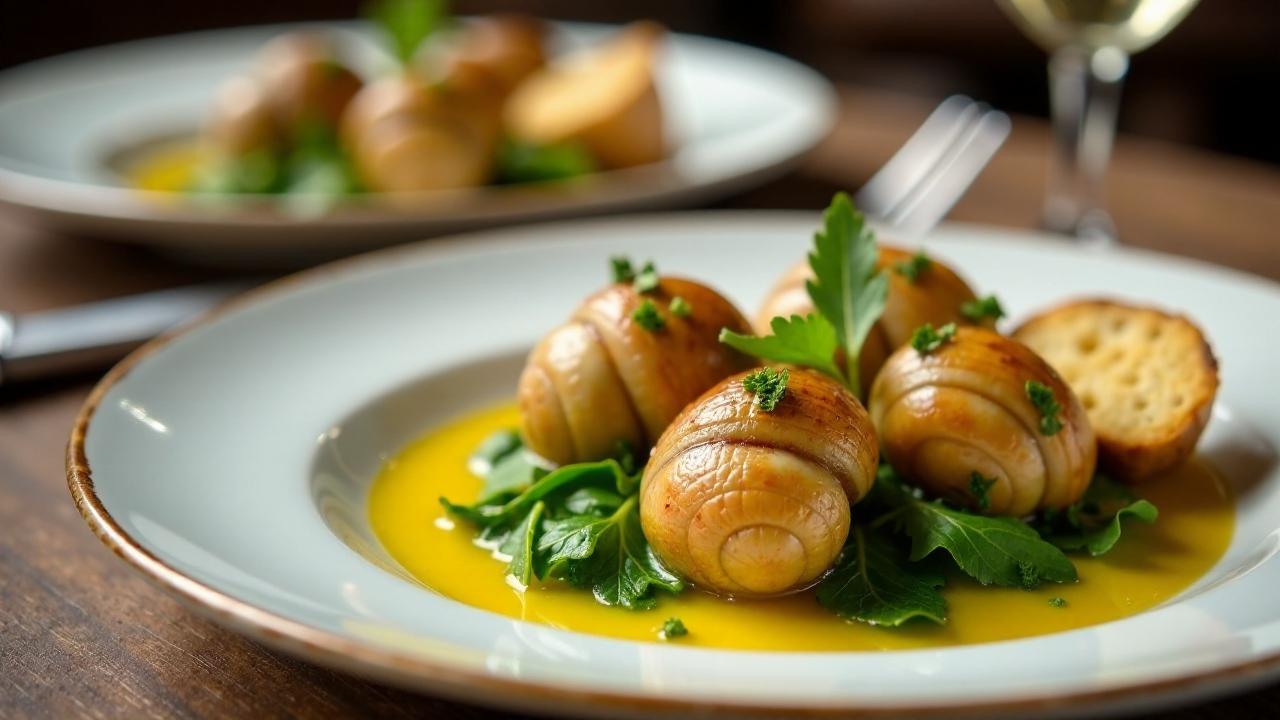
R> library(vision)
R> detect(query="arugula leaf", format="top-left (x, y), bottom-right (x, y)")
top-left (816, 526), bottom-right (947, 626)
top-left (1036, 476), bottom-right (1159, 556)
top-left (500, 500), bottom-right (545, 587)
top-left (741, 367), bottom-right (789, 412)
top-left (960, 295), bottom-right (1006, 322)
top-left (668, 296), bottom-right (692, 317)
top-left (441, 459), bottom-right (634, 527)
top-left (496, 138), bottom-right (596, 185)
top-left (632, 300), bottom-right (665, 331)
top-left (467, 429), bottom-right (524, 476)
top-left (875, 474), bottom-right (1077, 588)
top-left (478, 451), bottom-right (546, 505)
top-left (367, 0), bottom-right (448, 64)
top-left (537, 496), bottom-right (684, 609)
top-left (894, 251), bottom-right (933, 282)
top-left (719, 314), bottom-right (843, 382)
top-left (910, 322), bottom-right (957, 354)
top-left (805, 192), bottom-right (890, 396)
top-left (1025, 380), bottom-right (1064, 435)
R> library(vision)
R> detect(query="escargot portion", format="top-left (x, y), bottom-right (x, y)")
top-left (754, 246), bottom-right (987, 388)
top-left (518, 277), bottom-right (751, 465)
top-left (869, 327), bottom-right (1096, 516)
top-left (641, 370), bottom-right (879, 598)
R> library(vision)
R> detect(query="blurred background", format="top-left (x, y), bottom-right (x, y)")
top-left (5, 0), bottom-right (1278, 165)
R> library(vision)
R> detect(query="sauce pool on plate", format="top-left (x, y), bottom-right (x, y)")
top-left (368, 402), bottom-right (1233, 651)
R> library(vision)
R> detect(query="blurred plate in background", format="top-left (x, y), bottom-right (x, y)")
top-left (0, 22), bottom-right (835, 265)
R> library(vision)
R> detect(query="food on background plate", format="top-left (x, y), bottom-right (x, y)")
top-left (869, 326), bottom-right (1096, 515)
top-left (517, 269), bottom-right (751, 466)
top-left (1013, 300), bottom-right (1219, 482)
top-left (135, 1), bottom-right (667, 198)
top-left (642, 368), bottom-right (878, 597)
top-left (370, 192), bottom-right (1228, 647)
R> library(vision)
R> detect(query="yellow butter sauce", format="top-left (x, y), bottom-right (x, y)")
top-left (126, 142), bottom-right (204, 192)
top-left (369, 402), bottom-right (1234, 651)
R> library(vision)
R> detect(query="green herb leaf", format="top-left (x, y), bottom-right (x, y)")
top-left (468, 429), bottom-right (524, 476)
top-left (816, 526), bottom-right (947, 626)
top-left (631, 299), bottom-right (665, 331)
top-left (969, 472), bottom-right (996, 512)
top-left (719, 314), bottom-right (843, 382)
top-left (537, 496), bottom-right (684, 609)
top-left (479, 451), bottom-right (546, 505)
top-left (441, 459), bottom-right (634, 528)
top-left (960, 295), bottom-right (1006, 323)
top-left (741, 367), bottom-right (789, 412)
top-left (910, 322), bottom-right (957, 354)
top-left (500, 500), bottom-right (545, 588)
top-left (875, 474), bottom-right (1077, 588)
top-left (660, 617), bottom-right (688, 639)
top-left (806, 192), bottom-right (890, 396)
top-left (1025, 380), bottom-right (1064, 435)
top-left (496, 138), bottom-right (596, 185)
top-left (367, 0), bottom-right (448, 63)
top-left (894, 251), bottom-right (933, 282)
top-left (668, 296), bottom-right (692, 318)
top-left (633, 262), bottom-right (660, 294)
top-left (611, 257), bottom-right (636, 284)
top-left (1048, 596), bottom-right (1067, 608)
top-left (1036, 476), bottom-right (1159, 556)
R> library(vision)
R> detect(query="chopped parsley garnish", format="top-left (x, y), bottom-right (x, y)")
top-left (742, 367), bottom-right (789, 412)
top-left (633, 261), bottom-right (660, 294)
top-left (969, 472), bottom-right (997, 511)
top-left (910, 322), bottom-right (957, 354)
top-left (960, 295), bottom-right (1006, 323)
top-left (611, 256), bottom-right (636, 284)
top-left (894, 251), bottom-right (933, 282)
top-left (632, 299), bottom-right (665, 331)
top-left (1025, 380), bottom-right (1064, 435)
top-left (668, 296), bottom-right (692, 317)
top-left (660, 617), bottom-right (688, 639)
top-left (1049, 597), bottom-right (1068, 608)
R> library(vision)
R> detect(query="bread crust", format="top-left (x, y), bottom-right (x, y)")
top-left (1012, 298), bottom-right (1218, 482)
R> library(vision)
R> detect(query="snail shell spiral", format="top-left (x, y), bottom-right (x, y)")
top-left (641, 370), bottom-right (879, 598)
top-left (868, 327), bottom-right (1096, 516)
top-left (755, 246), bottom-right (988, 390)
top-left (518, 277), bottom-right (752, 465)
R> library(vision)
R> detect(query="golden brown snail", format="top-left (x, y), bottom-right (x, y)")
top-left (439, 14), bottom-right (547, 95)
top-left (755, 246), bottom-right (988, 389)
top-left (255, 33), bottom-right (362, 133)
top-left (641, 369), bottom-right (879, 598)
top-left (868, 327), bottom-right (1096, 516)
top-left (518, 277), bottom-right (752, 465)
top-left (206, 76), bottom-right (280, 157)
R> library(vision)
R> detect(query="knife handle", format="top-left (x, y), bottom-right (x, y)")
top-left (0, 282), bottom-right (251, 386)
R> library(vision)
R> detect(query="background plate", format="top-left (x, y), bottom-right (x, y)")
top-left (69, 214), bottom-right (1280, 718)
top-left (0, 23), bottom-right (835, 264)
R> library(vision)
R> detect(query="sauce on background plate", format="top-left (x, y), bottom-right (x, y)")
top-left (369, 402), bottom-right (1234, 651)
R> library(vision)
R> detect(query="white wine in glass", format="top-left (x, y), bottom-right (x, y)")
top-left (997, 0), bottom-right (1199, 243)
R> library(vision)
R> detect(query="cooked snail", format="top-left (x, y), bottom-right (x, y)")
top-left (518, 277), bottom-right (751, 465)
top-left (756, 246), bottom-right (987, 388)
top-left (641, 369), bottom-right (879, 598)
top-left (255, 33), bottom-right (362, 133)
top-left (868, 327), bottom-right (1096, 516)
top-left (440, 14), bottom-right (547, 94)
top-left (206, 76), bottom-right (280, 157)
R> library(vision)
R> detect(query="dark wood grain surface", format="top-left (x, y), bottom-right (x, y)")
top-left (2, 87), bottom-right (1279, 719)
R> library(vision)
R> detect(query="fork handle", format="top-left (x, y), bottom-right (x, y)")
top-left (0, 282), bottom-right (251, 386)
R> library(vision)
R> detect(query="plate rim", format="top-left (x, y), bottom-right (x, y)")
top-left (65, 211), bottom-right (1280, 717)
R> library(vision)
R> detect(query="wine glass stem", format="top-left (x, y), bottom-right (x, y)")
top-left (1045, 45), bottom-right (1129, 245)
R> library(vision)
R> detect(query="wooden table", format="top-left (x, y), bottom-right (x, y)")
top-left (3, 87), bottom-right (1278, 719)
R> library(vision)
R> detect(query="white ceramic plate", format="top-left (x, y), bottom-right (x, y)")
top-left (69, 213), bottom-right (1280, 718)
top-left (0, 22), bottom-right (834, 265)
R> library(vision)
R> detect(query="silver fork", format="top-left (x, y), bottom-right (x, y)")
top-left (857, 95), bottom-right (1011, 237)
top-left (0, 96), bottom-right (1011, 388)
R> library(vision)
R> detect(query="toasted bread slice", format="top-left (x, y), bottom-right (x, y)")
top-left (1013, 299), bottom-right (1218, 482)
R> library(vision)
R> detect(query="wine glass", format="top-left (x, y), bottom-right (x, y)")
top-left (996, 0), bottom-right (1200, 245)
